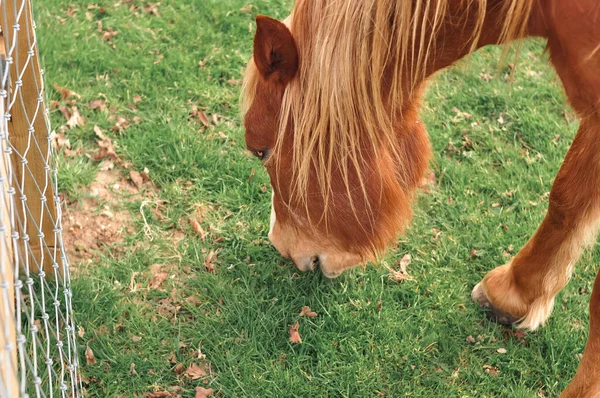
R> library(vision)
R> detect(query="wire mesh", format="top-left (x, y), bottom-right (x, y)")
top-left (0, 0), bottom-right (81, 396)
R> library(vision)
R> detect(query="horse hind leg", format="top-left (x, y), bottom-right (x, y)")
top-left (560, 267), bottom-right (600, 397)
top-left (473, 0), bottom-right (600, 331)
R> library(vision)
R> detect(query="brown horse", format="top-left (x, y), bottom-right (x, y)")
top-left (242, 0), bottom-right (600, 395)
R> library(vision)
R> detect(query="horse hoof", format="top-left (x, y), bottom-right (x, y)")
top-left (471, 282), bottom-right (521, 325)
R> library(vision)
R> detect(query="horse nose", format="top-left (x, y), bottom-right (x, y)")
top-left (292, 255), bottom-right (320, 272)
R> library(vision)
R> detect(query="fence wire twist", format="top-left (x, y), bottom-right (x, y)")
top-left (0, 0), bottom-right (81, 396)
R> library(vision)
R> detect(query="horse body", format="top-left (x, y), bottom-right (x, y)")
top-left (243, 0), bottom-right (600, 395)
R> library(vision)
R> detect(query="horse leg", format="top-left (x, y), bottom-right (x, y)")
top-left (560, 267), bottom-right (600, 397)
top-left (472, 0), bottom-right (600, 330)
top-left (472, 115), bottom-right (600, 329)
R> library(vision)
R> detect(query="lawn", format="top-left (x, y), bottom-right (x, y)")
top-left (35, 0), bottom-right (597, 397)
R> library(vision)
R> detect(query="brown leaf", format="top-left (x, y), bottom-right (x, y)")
top-left (185, 363), bottom-right (208, 380)
top-left (54, 83), bottom-right (80, 100)
top-left (133, 95), bottom-right (142, 103)
top-left (204, 250), bottom-right (216, 272)
top-left (59, 106), bottom-right (85, 129)
top-left (89, 99), bottom-right (106, 111)
top-left (132, 336), bottom-right (142, 342)
top-left (146, 392), bottom-right (177, 398)
top-left (397, 253), bottom-right (411, 274)
top-left (174, 363), bottom-right (184, 375)
top-left (289, 322), bottom-right (302, 344)
top-left (190, 218), bottom-right (208, 242)
top-left (148, 264), bottom-right (168, 289)
top-left (483, 365), bottom-right (500, 376)
top-left (78, 327), bottom-right (85, 338)
top-left (102, 27), bottom-right (118, 41)
top-left (195, 387), bottom-right (214, 398)
top-left (129, 362), bottom-right (138, 375)
top-left (299, 306), bottom-right (317, 317)
top-left (111, 116), bottom-right (130, 132)
top-left (85, 344), bottom-right (97, 365)
top-left (130, 171), bottom-right (144, 189)
top-left (196, 109), bottom-right (210, 126)
top-left (144, 3), bottom-right (161, 16)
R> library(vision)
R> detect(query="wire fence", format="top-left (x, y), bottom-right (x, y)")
top-left (0, 0), bottom-right (81, 396)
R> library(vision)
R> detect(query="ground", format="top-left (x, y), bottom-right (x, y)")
top-left (36, 0), bottom-right (598, 397)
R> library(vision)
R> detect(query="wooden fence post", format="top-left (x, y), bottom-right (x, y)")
top-left (0, 14), bottom-right (18, 396)
top-left (2, 0), bottom-right (58, 278)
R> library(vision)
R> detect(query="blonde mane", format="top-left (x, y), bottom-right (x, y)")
top-left (243, 0), bottom-right (535, 225)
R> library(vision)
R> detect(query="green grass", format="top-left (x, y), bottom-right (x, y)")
top-left (36, 1), bottom-right (597, 397)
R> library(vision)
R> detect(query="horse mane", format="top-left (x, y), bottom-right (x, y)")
top-left (243, 0), bottom-right (535, 227)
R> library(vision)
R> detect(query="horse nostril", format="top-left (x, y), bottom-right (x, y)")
top-left (310, 256), bottom-right (320, 270)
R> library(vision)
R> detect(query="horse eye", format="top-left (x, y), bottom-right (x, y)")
top-left (253, 149), bottom-right (269, 161)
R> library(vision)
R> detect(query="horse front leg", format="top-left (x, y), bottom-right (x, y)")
top-left (472, 115), bottom-right (600, 330)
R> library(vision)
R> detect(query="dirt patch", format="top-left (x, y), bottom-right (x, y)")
top-left (62, 169), bottom-right (142, 266)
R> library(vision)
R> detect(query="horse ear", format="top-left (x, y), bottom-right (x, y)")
top-left (253, 15), bottom-right (299, 85)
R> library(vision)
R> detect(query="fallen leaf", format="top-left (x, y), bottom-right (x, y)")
top-left (111, 116), bottom-right (130, 132)
top-left (59, 106), bottom-right (85, 129)
top-left (190, 218), bottom-right (208, 242)
top-left (204, 250), bottom-right (216, 272)
top-left (130, 362), bottom-right (138, 375)
top-left (185, 363), bottom-right (208, 380)
top-left (148, 264), bottom-right (168, 289)
top-left (130, 170), bottom-right (144, 189)
top-left (299, 306), bottom-right (317, 317)
top-left (78, 327), bottom-right (85, 338)
top-left (289, 322), bottom-right (302, 344)
top-left (466, 335), bottom-right (476, 344)
top-left (88, 99), bottom-right (106, 111)
top-left (54, 83), bottom-right (80, 100)
top-left (144, 2), bottom-right (160, 16)
top-left (483, 365), bottom-right (500, 376)
top-left (133, 95), bottom-right (142, 103)
top-left (146, 392), bottom-right (176, 398)
top-left (397, 253), bottom-right (411, 273)
top-left (102, 27), bottom-right (118, 41)
top-left (195, 387), bottom-right (214, 398)
top-left (85, 344), bottom-right (97, 365)
top-left (497, 348), bottom-right (507, 354)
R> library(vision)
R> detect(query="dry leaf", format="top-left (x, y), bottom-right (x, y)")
top-left (130, 171), bottom-right (144, 189)
top-left (397, 253), bottom-right (411, 273)
top-left (132, 336), bottom-right (142, 342)
top-left (483, 365), bottom-right (500, 376)
top-left (190, 218), bottom-right (208, 242)
top-left (185, 363), bottom-right (208, 380)
top-left (497, 348), bottom-right (507, 354)
top-left (146, 392), bottom-right (177, 398)
top-left (54, 83), bottom-right (80, 100)
top-left (204, 250), bottom-right (216, 272)
top-left (289, 322), bottom-right (302, 344)
top-left (111, 116), bottom-right (130, 132)
top-left (59, 106), bottom-right (85, 129)
top-left (102, 27), bottom-right (118, 41)
top-left (78, 327), bottom-right (85, 338)
top-left (130, 362), bottom-right (138, 375)
top-left (299, 306), bottom-right (317, 317)
top-left (133, 95), bottom-right (142, 103)
top-left (195, 387), bottom-right (214, 398)
top-left (89, 99), bottom-right (106, 111)
top-left (144, 2), bottom-right (160, 16)
top-left (85, 344), bottom-right (97, 365)
top-left (148, 264), bottom-right (168, 289)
